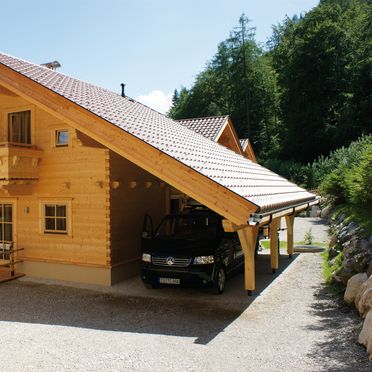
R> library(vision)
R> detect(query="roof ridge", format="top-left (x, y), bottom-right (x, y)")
top-left (176, 115), bottom-right (229, 121)
top-left (0, 52), bottom-right (316, 213)
top-left (0, 51), bottom-right (149, 111)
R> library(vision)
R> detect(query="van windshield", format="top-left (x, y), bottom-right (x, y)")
top-left (155, 214), bottom-right (219, 240)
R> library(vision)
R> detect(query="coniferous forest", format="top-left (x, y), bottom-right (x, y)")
top-left (168, 0), bottom-right (371, 193)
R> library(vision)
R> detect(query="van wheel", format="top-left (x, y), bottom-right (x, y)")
top-left (214, 266), bottom-right (226, 294)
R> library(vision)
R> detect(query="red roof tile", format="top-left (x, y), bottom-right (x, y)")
top-left (176, 116), bottom-right (228, 141)
top-left (0, 53), bottom-right (316, 213)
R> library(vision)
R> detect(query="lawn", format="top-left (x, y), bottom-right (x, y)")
top-left (260, 239), bottom-right (328, 250)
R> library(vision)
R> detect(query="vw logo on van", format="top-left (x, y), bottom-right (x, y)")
top-left (166, 257), bottom-right (175, 265)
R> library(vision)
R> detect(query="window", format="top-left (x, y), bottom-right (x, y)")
top-left (44, 204), bottom-right (67, 234)
top-left (0, 204), bottom-right (13, 242)
top-left (55, 129), bottom-right (68, 147)
top-left (8, 110), bottom-right (31, 145)
top-left (0, 204), bottom-right (13, 260)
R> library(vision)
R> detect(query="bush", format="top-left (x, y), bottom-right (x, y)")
top-left (304, 228), bottom-right (314, 245)
top-left (264, 134), bottom-right (372, 190)
top-left (346, 144), bottom-right (372, 205)
top-left (321, 142), bottom-right (372, 208)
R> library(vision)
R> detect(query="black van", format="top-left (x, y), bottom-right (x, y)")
top-left (140, 210), bottom-right (243, 294)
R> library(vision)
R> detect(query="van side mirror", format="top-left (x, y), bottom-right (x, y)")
top-left (142, 214), bottom-right (154, 238)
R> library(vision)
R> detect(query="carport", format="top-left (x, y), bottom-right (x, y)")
top-left (0, 53), bottom-right (319, 292)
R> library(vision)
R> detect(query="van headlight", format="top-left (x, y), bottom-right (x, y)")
top-left (193, 255), bottom-right (214, 265)
top-left (142, 253), bottom-right (151, 263)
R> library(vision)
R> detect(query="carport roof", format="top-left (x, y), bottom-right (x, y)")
top-left (0, 53), bottom-right (316, 215)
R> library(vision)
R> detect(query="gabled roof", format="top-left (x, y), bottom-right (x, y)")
top-left (0, 53), bottom-right (316, 222)
top-left (176, 116), bottom-right (229, 142)
top-left (240, 138), bottom-right (257, 163)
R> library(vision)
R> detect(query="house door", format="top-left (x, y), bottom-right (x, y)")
top-left (0, 204), bottom-right (13, 260)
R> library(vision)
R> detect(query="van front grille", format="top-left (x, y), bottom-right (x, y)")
top-left (152, 256), bottom-right (192, 267)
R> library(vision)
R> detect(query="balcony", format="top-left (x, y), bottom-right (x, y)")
top-left (0, 143), bottom-right (43, 193)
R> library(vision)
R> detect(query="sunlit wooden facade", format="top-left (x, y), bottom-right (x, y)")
top-left (0, 53), bottom-right (318, 291)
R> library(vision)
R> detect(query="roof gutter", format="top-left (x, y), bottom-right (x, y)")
top-left (248, 196), bottom-right (321, 226)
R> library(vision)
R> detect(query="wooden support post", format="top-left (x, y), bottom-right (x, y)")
top-left (10, 243), bottom-right (14, 277)
top-left (237, 225), bottom-right (259, 295)
top-left (285, 214), bottom-right (295, 258)
top-left (270, 218), bottom-right (280, 273)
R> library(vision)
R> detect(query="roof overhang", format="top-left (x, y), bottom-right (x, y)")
top-left (0, 63), bottom-right (259, 225)
top-left (248, 197), bottom-right (321, 226)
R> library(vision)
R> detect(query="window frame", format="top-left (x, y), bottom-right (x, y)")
top-left (54, 129), bottom-right (69, 147)
top-left (4, 106), bottom-right (34, 146)
top-left (39, 199), bottom-right (72, 237)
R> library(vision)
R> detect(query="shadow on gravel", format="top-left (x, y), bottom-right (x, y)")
top-left (308, 218), bottom-right (329, 226)
top-left (306, 285), bottom-right (371, 372)
top-left (0, 254), bottom-right (298, 345)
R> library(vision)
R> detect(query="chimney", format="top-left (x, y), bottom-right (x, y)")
top-left (120, 83), bottom-right (126, 97)
top-left (41, 61), bottom-right (61, 70)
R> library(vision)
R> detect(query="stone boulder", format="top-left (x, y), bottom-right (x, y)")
top-left (355, 275), bottom-right (372, 312)
top-left (320, 204), bottom-right (332, 219)
top-left (344, 273), bottom-right (368, 304)
top-left (358, 289), bottom-right (372, 318)
top-left (367, 263), bottom-right (372, 277)
top-left (358, 310), bottom-right (372, 360)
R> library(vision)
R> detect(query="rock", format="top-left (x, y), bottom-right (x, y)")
top-left (329, 235), bottom-right (337, 249)
top-left (355, 276), bottom-right (372, 311)
top-left (358, 309), bottom-right (372, 360)
top-left (343, 238), bottom-right (358, 258)
top-left (369, 235), bottom-right (372, 247)
top-left (339, 223), bottom-right (360, 244)
top-left (368, 263), bottom-right (372, 277)
top-left (351, 253), bottom-right (369, 273)
top-left (333, 265), bottom-right (355, 285)
top-left (328, 247), bottom-right (339, 260)
top-left (310, 205), bottom-right (321, 217)
top-left (344, 273), bottom-right (368, 304)
top-left (320, 204), bottom-right (332, 219)
top-left (359, 288), bottom-right (372, 318)
top-left (336, 213), bottom-right (346, 224)
top-left (357, 239), bottom-right (370, 252)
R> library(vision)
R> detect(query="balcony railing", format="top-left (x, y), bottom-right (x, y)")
top-left (0, 142), bottom-right (42, 182)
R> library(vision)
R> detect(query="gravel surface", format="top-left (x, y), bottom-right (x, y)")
top-left (279, 216), bottom-right (330, 244)
top-left (0, 218), bottom-right (370, 371)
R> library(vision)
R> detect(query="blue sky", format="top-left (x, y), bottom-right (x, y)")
top-left (1, 0), bottom-right (319, 113)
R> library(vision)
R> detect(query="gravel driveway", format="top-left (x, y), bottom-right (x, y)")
top-left (0, 218), bottom-right (370, 371)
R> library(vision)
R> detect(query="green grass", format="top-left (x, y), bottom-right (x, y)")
top-left (259, 239), bottom-right (328, 250)
top-left (321, 249), bottom-right (345, 294)
top-left (321, 250), bottom-right (344, 283)
top-left (295, 241), bottom-right (328, 248)
top-left (260, 239), bottom-right (287, 250)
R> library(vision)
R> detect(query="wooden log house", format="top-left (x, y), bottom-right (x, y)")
top-left (0, 53), bottom-right (318, 292)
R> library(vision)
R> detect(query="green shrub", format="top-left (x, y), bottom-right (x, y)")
top-left (346, 144), bottom-right (372, 205)
top-left (264, 134), bottom-right (372, 190)
top-left (322, 250), bottom-right (344, 284)
top-left (304, 228), bottom-right (314, 245)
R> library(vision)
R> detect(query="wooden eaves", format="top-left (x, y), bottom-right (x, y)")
top-left (214, 116), bottom-right (244, 156)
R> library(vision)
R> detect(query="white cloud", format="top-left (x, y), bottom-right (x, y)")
top-left (136, 90), bottom-right (172, 115)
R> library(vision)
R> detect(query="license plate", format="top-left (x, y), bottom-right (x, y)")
top-left (159, 277), bottom-right (180, 285)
